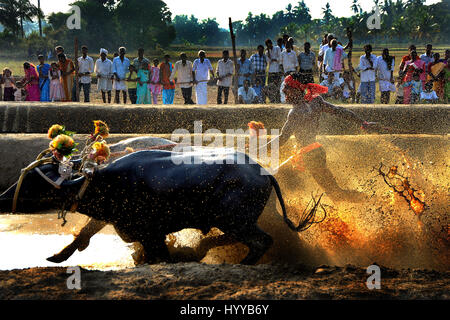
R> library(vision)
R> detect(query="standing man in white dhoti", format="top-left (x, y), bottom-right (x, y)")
top-left (192, 50), bottom-right (214, 105)
top-left (94, 48), bottom-right (113, 103)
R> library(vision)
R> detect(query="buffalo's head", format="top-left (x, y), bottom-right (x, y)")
top-left (0, 162), bottom-right (85, 214)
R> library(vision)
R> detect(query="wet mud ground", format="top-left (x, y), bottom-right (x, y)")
top-left (1, 263), bottom-right (449, 300)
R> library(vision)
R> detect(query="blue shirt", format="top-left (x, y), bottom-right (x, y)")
top-left (237, 59), bottom-right (253, 86)
top-left (112, 56), bottom-right (131, 80)
top-left (402, 80), bottom-right (423, 95)
top-left (250, 53), bottom-right (267, 73)
top-left (298, 51), bottom-right (316, 71)
top-left (420, 54), bottom-right (434, 69)
top-left (36, 63), bottom-right (51, 84)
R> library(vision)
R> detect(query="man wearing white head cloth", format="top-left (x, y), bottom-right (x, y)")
top-left (94, 48), bottom-right (113, 103)
top-left (192, 50), bottom-right (214, 105)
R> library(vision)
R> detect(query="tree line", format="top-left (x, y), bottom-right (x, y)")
top-left (227, 0), bottom-right (450, 46)
top-left (0, 0), bottom-right (175, 53)
top-left (0, 0), bottom-right (449, 55)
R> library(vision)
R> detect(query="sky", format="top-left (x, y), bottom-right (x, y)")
top-left (32, 0), bottom-right (442, 28)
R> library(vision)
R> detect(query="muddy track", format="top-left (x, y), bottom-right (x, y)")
top-left (0, 263), bottom-right (448, 300)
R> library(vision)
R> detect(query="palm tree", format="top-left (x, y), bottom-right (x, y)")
top-left (38, 0), bottom-right (41, 36)
top-left (16, 0), bottom-right (42, 38)
top-left (0, 0), bottom-right (20, 36)
top-left (293, 1), bottom-right (311, 24)
top-left (285, 3), bottom-right (295, 23)
top-left (351, 0), bottom-right (362, 15)
top-left (321, 2), bottom-right (334, 25)
top-left (0, 0), bottom-right (42, 38)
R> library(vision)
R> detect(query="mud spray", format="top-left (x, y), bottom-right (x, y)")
top-left (169, 135), bottom-right (449, 271)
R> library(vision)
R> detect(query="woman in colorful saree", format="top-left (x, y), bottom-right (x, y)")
top-left (427, 52), bottom-right (446, 101)
top-left (22, 62), bottom-right (40, 101)
top-left (58, 53), bottom-right (75, 102)
top-left (36, 54), bottom-right (51, 102)
top-left (402, 50), bottom-right (425, 104)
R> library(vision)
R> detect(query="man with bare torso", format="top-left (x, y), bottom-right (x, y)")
top-left (266, 73), bottom-right (377, 202)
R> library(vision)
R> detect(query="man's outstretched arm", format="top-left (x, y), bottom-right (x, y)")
top-left (316, 96), bottom-right (379, 131)
top-left (316, 95), bottom-right (365, 125)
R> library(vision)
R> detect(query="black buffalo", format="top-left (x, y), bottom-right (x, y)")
top-left (0, 149), bottom-right (320, 265)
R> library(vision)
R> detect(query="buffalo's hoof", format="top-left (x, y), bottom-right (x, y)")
top-left (77, 239), bottom-right (90, 252)
top-left (46, 254), bottom-right (67, 264)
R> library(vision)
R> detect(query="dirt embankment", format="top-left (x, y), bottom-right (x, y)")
top-left (1, 102), bottom-right (448, 135)
top-left (0, 263), bottom-right (448, 300)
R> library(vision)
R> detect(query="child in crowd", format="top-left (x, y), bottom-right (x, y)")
top-left (126, 65), bottom-right (138, 104)
top-left (395, 77), bottom-right (404, 104)
top-left (136, 62), bottom-right (151, 104)
top-left (14, 83), bottom-right (26, 101)
top-left (420, 81), bottom-right (438, 104)
top-left (342, 71), bottom-right (354, 102)
top-left (402, 72), bottom-right (422, 104)
top-left (49, 62), bottom-right (65, 102)
top-left (253, 78), bottom-right (263, 103)
top-left (320, 72), bottom-right (344, 99)
top-left (149, 58), bottom-right (161, 104)
top-left (1, 68), bottom-right (16, 101)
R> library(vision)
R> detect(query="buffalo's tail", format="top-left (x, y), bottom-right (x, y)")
top-left (268, 175), bottom-right (326, 232)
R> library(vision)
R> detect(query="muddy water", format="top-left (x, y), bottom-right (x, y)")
top-left (0, 213), bottom-right (135, 270)
top-left (0, 135), bottom-right (448, 271)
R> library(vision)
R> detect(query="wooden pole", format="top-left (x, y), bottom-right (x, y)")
top-left (229, 18), bottom-right (239, 104)
top-left (74, 37), bottom-right (80, 101)
top-left (345, 27), bottom-right (356, 103)
top-left (38, 0), bottom-right (42, 37)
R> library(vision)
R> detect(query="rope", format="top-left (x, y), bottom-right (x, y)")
top-left (58, 206), bottom-right (68, 227)
top-left (36, 148), bottom-right (51, 160)
top-left (12, 157), bottom-right (54, 213)
top-left (13, 140), bottom-right (182, 221)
